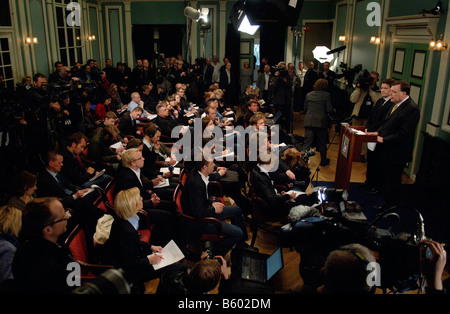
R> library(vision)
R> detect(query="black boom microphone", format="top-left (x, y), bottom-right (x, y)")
top-left (327, 46), bottom-right (347, 55)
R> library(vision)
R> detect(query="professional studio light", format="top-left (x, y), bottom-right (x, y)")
top-left (238, 14), bottom-right (260, 35)
top-left (184, 6), bottom-right (209, 23)
top-left (312, 46), bottom-right (334, 63)
top-left (230, 0), bottom-right (260, 35)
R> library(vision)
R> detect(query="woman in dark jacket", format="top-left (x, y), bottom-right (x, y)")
top-left (303, 78), bottom-right (334, 166)
top-left (102, 187), bottom-right (171, 293)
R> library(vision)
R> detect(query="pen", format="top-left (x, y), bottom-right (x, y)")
top-left (153, 253), bottom-right (164, 259)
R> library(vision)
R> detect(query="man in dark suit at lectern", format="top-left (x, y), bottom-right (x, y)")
top-left (372, 80), bottom-right (420, 207)
top-left (365, 78), bottom-right (395, 195)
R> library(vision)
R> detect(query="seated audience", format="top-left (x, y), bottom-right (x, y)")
top-left (7, 171), bottom-right (38, 211)
top-left (180, 156), bottom-right (248, 256)
top-left (101, 187), bottom-right (178, 294)
top-left (12, 198), bottom-right (75, 294)
top-left (0, 205), bottom-right (22, 287)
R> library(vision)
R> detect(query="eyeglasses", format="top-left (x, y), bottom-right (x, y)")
top-left (45, 210), bottom-right (71, 227)
top-left (134, 157), bottom-right (144, 162)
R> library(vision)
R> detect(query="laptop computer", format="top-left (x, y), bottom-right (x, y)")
top-left (241, 248), bottom-right (284, 283)
top-left (266, 111), bottom-right (282, 125)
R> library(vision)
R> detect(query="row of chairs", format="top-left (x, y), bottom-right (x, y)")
top-left (64, 153), bottom-right (289, 287)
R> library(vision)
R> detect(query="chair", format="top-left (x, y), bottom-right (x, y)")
top-left (64, 224), bottom-right (114, 283)
top-left (173, 184), bottom-right (223, 245)
top-left (93, 179), bottom-right (153, 244)
top-left (247, 173), bottom-right (289, 246)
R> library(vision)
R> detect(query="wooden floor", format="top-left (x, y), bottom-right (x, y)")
top-left (145, 111), bottom-right (416, 294)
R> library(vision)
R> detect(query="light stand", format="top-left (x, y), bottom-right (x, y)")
top-left (290, 26), bottom-right (303, 134)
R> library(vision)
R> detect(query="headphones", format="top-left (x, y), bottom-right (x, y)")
top-left (147, 125), bottom-right (160, 138)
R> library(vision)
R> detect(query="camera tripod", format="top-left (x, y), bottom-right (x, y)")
top-left (309, 122), bottom-right (339, 188)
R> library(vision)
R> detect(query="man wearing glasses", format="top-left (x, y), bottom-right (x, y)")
top-left (369, 80), bottom-right (420, 208)
top-left (12, 198), bottom-right (76, 294)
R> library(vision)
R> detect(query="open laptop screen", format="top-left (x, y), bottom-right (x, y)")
top-left (266, 248), bottom-right (283, 280)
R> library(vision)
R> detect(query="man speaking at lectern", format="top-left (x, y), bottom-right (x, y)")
top-left (371, 80), bottom-right (419, 207)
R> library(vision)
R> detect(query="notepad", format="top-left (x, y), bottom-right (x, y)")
top-left (149, 240), bottom-right (185, 270)
top-left (153, 178), bottom-right (170, 188)
top-left (110, 142), bottom-right (123, 150)
top-left (160, 167), bottom-right (181, 175)
top-left (89, 169), bottom-right (105, 182)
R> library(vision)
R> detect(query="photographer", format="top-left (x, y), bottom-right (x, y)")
top-left (157, 252), bottom-right (229, 294)
top-left (298, 243), bottom-right (377, 294)
top-left (349, 70), bottom-right (381, 162)
top-left (281, 147), bottom-right (311, 192)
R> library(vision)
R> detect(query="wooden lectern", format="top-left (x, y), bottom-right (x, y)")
top-left (335, 125), bottom-right (377, 190)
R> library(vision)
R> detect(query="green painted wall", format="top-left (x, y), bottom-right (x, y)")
top-left (350, 0), bottom-right (380, 72)
top-left (89, 6), bottom-right (100, 62)
top-left (130, 2), bottom-right (185, 25)
top-left (30, 0), bottom-right (50, 75)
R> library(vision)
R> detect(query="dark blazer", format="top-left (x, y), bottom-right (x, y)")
top-left (114, 167), bottom-right (154, 200)
top-left (153, 115), bottom-right (180, 138)
top-left (118, 111), bottom-right (140, 138)
top-left (141, 144), bottom-right (159, 180)
top-left (304, 90), bottom-right (334, 128)
top-left (61, 147), bottom-right (94, 186)
top-left (376, 97), bottom-right (420, 163)
top-left (36, 169), bottom-right (80, 207)
top-left (256, 72), bottom-right (272, 92)
top-left (180, 169), bottom-right (215, 218)
top-left (303, 69), bottom-right (318, 94)
top-left (366, 97), bottom-right (393, 132)
top-left (12, 237), bottom-right (75, 294)
top-left (102, 217), bottom-right (154, 285)
top-left (203, 64), bottom-right (214, 88)
top-left (249, 166), bottom-right (291, 215)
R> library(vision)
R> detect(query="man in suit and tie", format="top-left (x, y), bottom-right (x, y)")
top-left (180, 157), bottom-right (248, 256)
top-left (371, 80), bottom-right (420, 207)
top-left (256, 64), bottom-right (272, 103)
top-left (114, 148), bottom-right (178, 245)
top-left (36, 151), bottom-right (103, 229)
top-left (365, 78), bottom-right (395, 195)
top-left (118, 106), bottom-right (143, 139)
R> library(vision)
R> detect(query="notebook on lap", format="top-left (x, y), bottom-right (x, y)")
top-left (241, 248), bottom-right (284, 283)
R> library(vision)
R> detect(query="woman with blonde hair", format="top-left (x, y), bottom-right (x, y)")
top-left (0, 205), bottom-right (22, 285)
top-left (102, 187), bottom-right (172, 293)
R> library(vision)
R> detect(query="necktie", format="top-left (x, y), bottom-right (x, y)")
top-left (55, 173), bottom-right (62, 185)
top-left (390, 105), bottom-right (398, 115)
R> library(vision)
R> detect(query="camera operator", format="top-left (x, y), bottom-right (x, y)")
top-left (349, 70), bottom-right (381, 162)
top-left (157, 251), bottom-right (229, 294)
top-left (297, 243), bottom-right (377, 294)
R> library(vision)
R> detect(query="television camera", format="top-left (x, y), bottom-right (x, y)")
top-left (280, 188), bottom-right (427, 292)
top-left (336, 62), bottom-right (362, 87)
